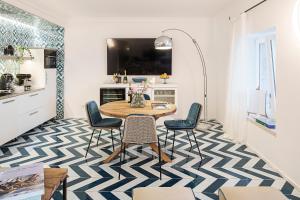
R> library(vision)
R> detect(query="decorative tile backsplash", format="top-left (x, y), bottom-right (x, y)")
top-left (0, 0), bottom-right (65, 119)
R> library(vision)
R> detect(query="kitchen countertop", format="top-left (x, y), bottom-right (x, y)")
top-left (0, 88), bottom-right (45, 101)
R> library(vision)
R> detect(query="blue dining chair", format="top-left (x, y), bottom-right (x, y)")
top-left (85, 101), bottom-right (122, 157)
top-left (164, 103), bottom-right (203, 161)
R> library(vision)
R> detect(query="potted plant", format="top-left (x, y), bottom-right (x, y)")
top-left (15, 46), bottom-right (33, 64)
top-left (160, 73), bottom-right (170, 84)
top-left (129, 82), bottom-right (150, 108)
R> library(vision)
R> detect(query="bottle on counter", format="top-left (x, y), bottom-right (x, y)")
top-left (123, 70), bottom-right (128, 84)
top-left (128, 82), bottom-right (133, 103)
top-left (24, 78), bottom-right (32, 91)
top-left (117, 73), bottom-right (122, 83)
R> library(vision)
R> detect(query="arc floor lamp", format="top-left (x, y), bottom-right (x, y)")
top-left (154, 28), bottom-right (211, 130)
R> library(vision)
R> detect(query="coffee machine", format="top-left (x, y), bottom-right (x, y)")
top-left (0, 73), bottom-right (14, 93)
top-left (16, 74), bottom-right (31, 86)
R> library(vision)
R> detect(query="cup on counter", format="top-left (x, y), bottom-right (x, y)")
top-left (14, 85), bottom-right (25, 93)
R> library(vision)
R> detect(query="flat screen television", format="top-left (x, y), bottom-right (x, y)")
top-left (107, 38), bottom-right (172, 75)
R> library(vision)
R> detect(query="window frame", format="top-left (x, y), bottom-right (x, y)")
top-left (253, 33), bottom-right (277, 120)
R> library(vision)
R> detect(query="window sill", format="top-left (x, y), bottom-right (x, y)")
top-left (247, 115), bottom-right (277, 136)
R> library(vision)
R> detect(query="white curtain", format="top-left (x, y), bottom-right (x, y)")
top-left (224, 13), bottom-right (252, 143)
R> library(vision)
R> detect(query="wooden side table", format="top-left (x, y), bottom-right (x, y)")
top-left (43, 168), bottom-right (68, 200)
top-left (0, 167), bottom-right (68, 200)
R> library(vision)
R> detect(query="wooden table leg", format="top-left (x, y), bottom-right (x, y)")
top-left (103, 144), bottom-right (129, 163)
top-left (149, 143), bottom-right (171, 163)
top-left (63, 178), bottom-right (67, 200)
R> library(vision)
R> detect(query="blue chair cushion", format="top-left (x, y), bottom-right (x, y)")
top-left (186, 103), bottom-right (202, 127)
top-left (86, 101), bottom-right (102, 126)
top-left (93, 118), bottom-right (122, 128)
top-left (164, 120), bottom-right (194, 130)
top-left (164, 103), bottom-right (202, 130)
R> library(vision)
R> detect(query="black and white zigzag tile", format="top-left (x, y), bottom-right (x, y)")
top-left (0, 119), bottom-right (299, 200)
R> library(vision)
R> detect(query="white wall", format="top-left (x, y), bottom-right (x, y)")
top-left (214, 0), bottom-right (300, 187)
top-left (3, 0), bottom-right (66, 26)
top-left (64, 17), bottom-right (217, 120)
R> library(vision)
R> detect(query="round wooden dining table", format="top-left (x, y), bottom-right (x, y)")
top-left (100, 100), bottom-right (177, 163)
top-left (100, 100), bottom-right (177, 119)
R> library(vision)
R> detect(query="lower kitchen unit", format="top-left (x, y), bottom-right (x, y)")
top-left (0, 49), bottom-right (57, 145)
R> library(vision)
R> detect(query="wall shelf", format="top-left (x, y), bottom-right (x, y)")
top-left (0, 55), bottom-right (34, 61)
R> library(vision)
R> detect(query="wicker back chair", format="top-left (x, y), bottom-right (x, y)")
top-left (119, 115), bottom-right (162, 179)
top-left (123, 115), bottom-right (157, 144)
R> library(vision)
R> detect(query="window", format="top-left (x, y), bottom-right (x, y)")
top-left (248, 30), bottom-right (277, 129)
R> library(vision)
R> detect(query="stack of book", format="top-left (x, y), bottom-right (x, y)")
top-left (0, 163), bottom-right (44, 200)
top-left (151, 102), bottom-right (169, 110)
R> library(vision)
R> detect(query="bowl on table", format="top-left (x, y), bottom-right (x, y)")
top-left (132, 77), bottom-right (147, 83)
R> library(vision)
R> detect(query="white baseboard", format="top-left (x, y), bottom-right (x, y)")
top-left (247, 144), bottom-right (300, 190)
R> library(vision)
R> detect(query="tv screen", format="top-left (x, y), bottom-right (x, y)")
top-left (107, 38), bottom-right (172, 75)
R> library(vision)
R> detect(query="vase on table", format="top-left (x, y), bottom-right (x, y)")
top-left (130, 93), bottom-right (146, 108)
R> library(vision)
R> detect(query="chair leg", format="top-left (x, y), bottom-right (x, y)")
top-left (191, 130), bottom-right (203, 160)
top-left (119, 142), bottom-right (123, 180)
top-left (123, 143), bottom-right (126, 161)
top-left (110, 129), bottom-right (115, 151)
top-left (186, 131), bottom-right (193, 152)
top-left (97, 130), bottom-right (102, 146)
top-left (171, 130), bottom-right (176, 160)
top-left (157, 136), bottom-right (162, 180)
top-left (164, 129), bottom-right (169, 147)
top-left (85, 129), bottom-right (95, 158)
top-left (119, 128), bottom-right (122, 140)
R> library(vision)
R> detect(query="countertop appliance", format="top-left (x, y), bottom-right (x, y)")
top-left (44, 49), bottom-right (57, 69)
top-left (0, 73), bottom-right (14, 93)
top-left (16, 74), bottom-right (32, 86)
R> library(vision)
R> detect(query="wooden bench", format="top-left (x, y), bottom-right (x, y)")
top-left (219, 187), bottom-right (288, 200)
top-left (133, 187), bottom-right (196, 200)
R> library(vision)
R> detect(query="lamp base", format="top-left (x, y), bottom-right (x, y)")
top-left (196, 121), bottom-right (212, 131)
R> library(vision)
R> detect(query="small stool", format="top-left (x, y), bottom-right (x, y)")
top-left (133, 187), bottom-right (196, 200)
top-left (219, 187), bottom-right (288, 200)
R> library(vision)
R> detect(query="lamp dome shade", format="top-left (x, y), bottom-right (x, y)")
top-left (154, 36), bottom-right (172, 50)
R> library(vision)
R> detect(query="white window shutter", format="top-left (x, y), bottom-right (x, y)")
top-left (248, 90), bottom-right (266, 115)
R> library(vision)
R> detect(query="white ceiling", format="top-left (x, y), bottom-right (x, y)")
top-left (6, 0), bottom-right (236, 20)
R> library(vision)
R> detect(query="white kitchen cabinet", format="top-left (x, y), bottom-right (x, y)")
top-left (0, 88), bottom-right (56, 145)
top-left (18, 107), bottom-right (42, 135)
top-left (17, 90), bottom-right (45, 114)
top-left (0, 48), bottom-right (57, 145)
top-left (0, 97), bottom-right (19, 144)
top-left (44, 69), bottom-right (57, 119)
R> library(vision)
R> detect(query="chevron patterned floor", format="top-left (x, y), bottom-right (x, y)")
top-left (0, 119), bottom-right (299, 200)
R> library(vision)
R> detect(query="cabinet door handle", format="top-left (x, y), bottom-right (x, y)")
top-left (30, 93), bottom-right (39, 97)
top-left (2, 99), bottom-right (15, 104)
top-left (29, 111), bottom-right (39, 116)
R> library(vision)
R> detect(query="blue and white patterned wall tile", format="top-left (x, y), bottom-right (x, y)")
top-left (0, 0), bottom-right (65, 119)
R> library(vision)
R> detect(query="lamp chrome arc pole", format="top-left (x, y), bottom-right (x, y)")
top-left (159, 28), bottom-right (208, 123)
